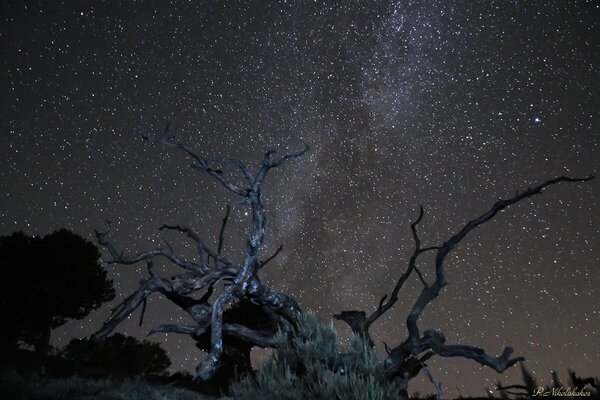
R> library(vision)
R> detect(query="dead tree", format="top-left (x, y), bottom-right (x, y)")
top-left (94, 131), bottom-right (592, 395)
top-left (570, 370), bottom-right (600, 392)
top-left (93, 131), bottom-right (308, 386)
top-left (334, 175), bottom-right (593, 395)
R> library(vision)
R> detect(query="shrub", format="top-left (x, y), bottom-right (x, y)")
top-left (0, 370), bottom-right (208, 400)
top-left (231, 313), bottom-right (406, 400)
top-left (61, 333), bottom-right (171, 376)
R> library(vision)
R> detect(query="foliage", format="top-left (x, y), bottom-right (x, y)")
top-left (0, 229), bottom-right (115, 355)
top-left (493, 365), bottom-right (600, 399)
top-left (0, 370), bottom-right (209, 400)
top-left (519, 363), bottom-right (538, 394)
top-left (3, 314), bottom-right (599, 399)
top-left (61, 333), bottom-right (171, 376)
top-left (231, 313), bottom-right (406, 400)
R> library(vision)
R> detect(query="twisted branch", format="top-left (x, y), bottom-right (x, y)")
top-left (95, 223), bottom-right (205, 273)
top-left (96, 133), bottom-right (309, 382)
top-left (257, 244), bottom-right (283, 271)
top-left (216, 204), bottom-right (231, 261)
top-left (159, 224), bottom-right (232, 267)
top-left (421, 330), bottom-right (523, 372)
top-left (365, 205), bottom-right (440, 329)
top-left (332, 175), bottom-right (592, 384)
top-left (405, 175), bottom-right (593, 345)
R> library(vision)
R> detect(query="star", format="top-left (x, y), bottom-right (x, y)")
top-left (0, 1), bottom-right (598, 397)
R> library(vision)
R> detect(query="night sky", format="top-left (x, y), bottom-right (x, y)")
top-left (1, 0), bottom-right (599, 397)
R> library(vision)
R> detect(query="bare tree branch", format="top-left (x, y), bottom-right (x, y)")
top-left (149, 323), bottom-right (209, 337)
top-left (216, 204), bottom-right (231, 261)
top-left (377, 175), bottom-right (593, 384)
top-left (223, 323), bottom-right (279, 348)
top-left (422, 365), bottom-right (444, 400)
top-left (331, 175), bottom-right (592, 388)
top-left (170, 268), bottom-right (237, 295)
top-left (149, 322), bottom-right (278, 349)
top-left (421, 330), bottom-right (523, 373)
top-left (195, 285), bottom-right (236, 380)
top-left (147, 260), bottom-right (172, 291)
top-left (257, 244), bottom-right (283, 271)
top-left (204, 156), bottom-right (254, 184)
top-left (142, 134), bottom-right (252, 196)
top-left (495, 383), bottom-right (530, 396)
top-left (95, 223), bottom-right (204, 272)
top-left (364, 205), bottom-right (440, 330)
top-left (159, 224), bottom-right (232, 268)
top-left (244, 277), bottom-right (302, 322)
top-left (262, 143), bottom-right (310, 168)
top-left (99, 132), bottom-right (591, 395)
top-left (383, 341), bottom-right (392, 355)
top-left (139, 298), bottom-right (147, 327)
top-left (95, 139), bottom-right (310, 384)
top-left (154, 142), bottom-right (308, 381)
top-left (405, 176), bottom-right (593, 345)
top-left (93, 279), bottom-right (161, 340)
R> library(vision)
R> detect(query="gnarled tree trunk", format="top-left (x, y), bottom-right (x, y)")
top-left (93, 126), bottom-right (592, 396)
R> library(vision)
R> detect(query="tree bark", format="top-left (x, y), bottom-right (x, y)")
top-left (95, 132), bottom-right (309, 383)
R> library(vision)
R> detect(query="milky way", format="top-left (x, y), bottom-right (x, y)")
top-left (1, 1), bottom-right (598, 396)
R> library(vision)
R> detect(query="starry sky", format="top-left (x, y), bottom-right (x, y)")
top-left (1, 0), bottom-right (599, 397)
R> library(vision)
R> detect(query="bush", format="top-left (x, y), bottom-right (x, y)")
top-left (231, 313), bottom-right (406, 400)
top-left (0, 370), bottom-right (209, 400)
top-left (61, 333), bottom-right (171, 376)
top-left (0, 315), bottom-right (434, 399)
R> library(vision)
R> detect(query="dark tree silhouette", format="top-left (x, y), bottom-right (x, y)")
top-left (494, 364), bottom-right (538, 397)
top-left (570, 370), bottom-right (600, 392)
top-left (495, 367), bottom-right (600, 398)
top-left (93, 131), bottom-right (592, 396)
top-left (0, 229), bottom-right (115, 356)
top-left (61, 333), bottom-right (170, 376)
